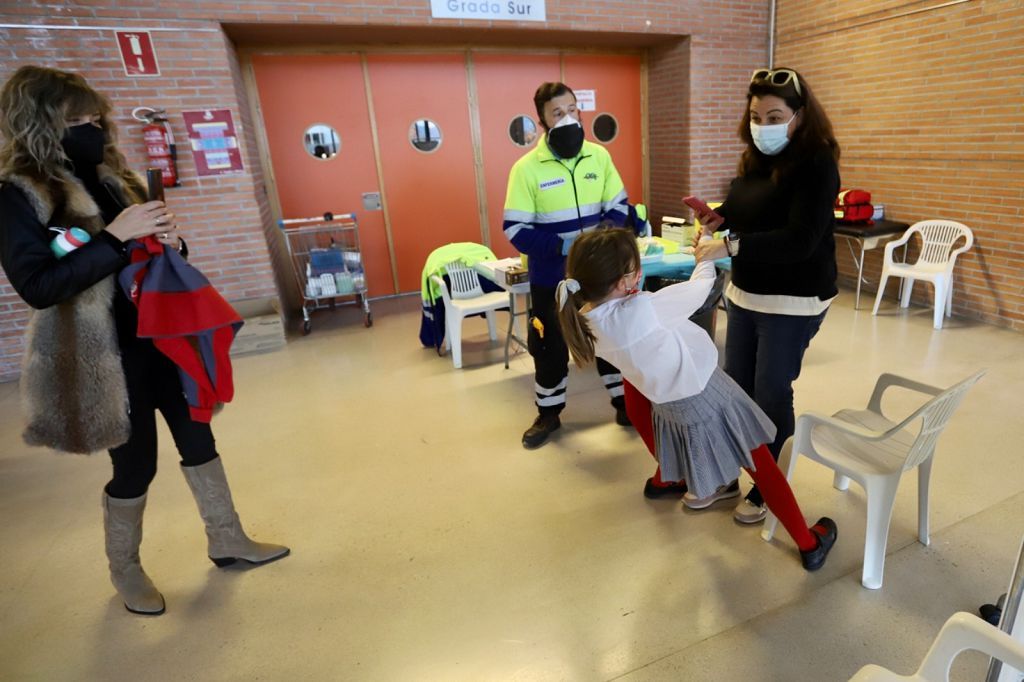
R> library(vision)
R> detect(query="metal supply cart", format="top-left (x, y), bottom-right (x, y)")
top-left (278, 212), bottom-right (372, 334)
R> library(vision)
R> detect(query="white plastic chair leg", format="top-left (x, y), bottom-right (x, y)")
top-left (872, 273), bottom-right (889, 316)
top-left (931, 279), bottom-right (947, 329)
top-left (762, 510), bottom-right (779, 542)
top-left (900, 278), bottom-right (915, 308)
top-left (448, 316), bottom-right (463, 369)
top-left (917, 456), bottom-right (933, 546)
top-left (833, 473), bottom-right (851, 491)
top-left (945, 275), bottom-right (954, 317)
top-left (485, 311), bottom-right (498, 341)
top-left (862, 473), bottom-right (901, 589)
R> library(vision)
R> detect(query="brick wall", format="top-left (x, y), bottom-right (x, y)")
top-left (0, 0), bottom-right (772, 381)
top-left (0, 20), bottom-right (279, 380)
top-left (776, 0), bottom-right (1024, 327)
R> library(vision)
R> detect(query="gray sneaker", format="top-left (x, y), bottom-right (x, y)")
top-left (733, 498), bottom-right (768, 524)
top-left (682, 480), bottom-right (740, 510)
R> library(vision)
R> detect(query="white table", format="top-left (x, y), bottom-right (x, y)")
top-left (474, 258), bottom-right (530, 369)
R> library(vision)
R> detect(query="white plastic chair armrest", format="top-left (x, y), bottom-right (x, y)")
top-left (882, 231), bottom-right (914, 258)
top-left (867, 373), bottom-right (943, 414)
top-left (429, 274), bottom-right (452, 304)
top-left (944, 241), bottom-right (972, 274)
top-left (917, 612), bottom-right (1024, 680)
top-left (951, 229), bottom-right (974, 257)
top-left (795, 410), bottom-right (887, 443)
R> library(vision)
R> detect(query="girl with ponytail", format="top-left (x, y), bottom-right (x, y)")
top-left (556, 228), bottom-right (837, 571)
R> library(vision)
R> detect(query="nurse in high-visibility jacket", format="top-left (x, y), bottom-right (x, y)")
top-left (503, 82), bottom-right (643, 449)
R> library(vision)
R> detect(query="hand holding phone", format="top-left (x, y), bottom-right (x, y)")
top-left (683, 195), bottom-right (718, 218)
top-left (146, 168), bottom-right (165, 202)
top-left (683, 195), bottom-right (724, 234)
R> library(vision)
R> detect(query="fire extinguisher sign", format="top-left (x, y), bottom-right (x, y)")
top-left (114, 31), bottom-right (161, 77)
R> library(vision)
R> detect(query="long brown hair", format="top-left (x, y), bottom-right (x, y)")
top-left (0, 65), bottom-right (136, 183)
top-left (557, 228), bottom-right (640, 367)
top-left (736, 67), bottom-right (840, 182)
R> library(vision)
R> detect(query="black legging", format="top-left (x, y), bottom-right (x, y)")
top-left (105, 341), bottom-right (219, 499)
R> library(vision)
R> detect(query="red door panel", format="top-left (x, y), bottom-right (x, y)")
top-left (367, 54), bottom-right (481, 293)
top-left (563, 55), bottom-right (644, 207)
top-left (250, 54), bottom-right (395, 297)
top-left (473, 54), bottom-right (561, 259)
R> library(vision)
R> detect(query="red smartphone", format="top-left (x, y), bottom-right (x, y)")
top-left (683, 195), bottom-right (719, 218)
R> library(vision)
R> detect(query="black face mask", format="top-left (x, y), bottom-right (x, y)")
top-left (61, 123), bottom-right (107, 170)
top-left (547, 121), bottom-right (584, 159)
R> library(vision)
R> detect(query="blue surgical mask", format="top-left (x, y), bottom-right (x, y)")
top-left (750, 113), bottom-right (796, 156)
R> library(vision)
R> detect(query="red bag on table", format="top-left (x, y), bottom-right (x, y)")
top-left (834, 189), bottom-right (874, 224)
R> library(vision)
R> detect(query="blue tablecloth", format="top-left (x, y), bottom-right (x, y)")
top-left (641, 253), bottom-right (731, 283)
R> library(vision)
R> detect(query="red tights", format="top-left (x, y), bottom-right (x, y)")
top-left (623, 381), bottom-right (817, 551)
top-left (744, 444), bottom-right (816, 551)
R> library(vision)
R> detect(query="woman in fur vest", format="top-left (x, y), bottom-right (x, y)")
top-left (0, 65), bottom-right (288, 616)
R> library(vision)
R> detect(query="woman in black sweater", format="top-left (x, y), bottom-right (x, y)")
top-left (692, 68), bottom-right (841, 523)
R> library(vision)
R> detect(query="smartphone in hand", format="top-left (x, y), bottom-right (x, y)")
top-left (683, 195), bottom-right (718, 218)
top-left (146, 168), bottom-right (165, 202)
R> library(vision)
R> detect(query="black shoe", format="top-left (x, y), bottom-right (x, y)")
top-left (615, 407), bottom-right (632, 427)
top-left (800, 517), bottom-right (837, 571)
top-left (522, 414), bottom-right (561, 449)
top-left (643, 478), bottom-right (688, 499)
top-left (980, 603), bottom-right (1002, 626)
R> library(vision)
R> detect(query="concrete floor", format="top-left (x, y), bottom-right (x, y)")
top-left (1, 286), bottom-right (1021, 681)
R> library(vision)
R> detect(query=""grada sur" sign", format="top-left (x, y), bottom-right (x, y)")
top-left (430, 0), bottom-right (546, 22)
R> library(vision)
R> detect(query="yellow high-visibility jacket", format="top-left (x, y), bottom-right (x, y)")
top-left (503, 135), bottom-right (631, 286)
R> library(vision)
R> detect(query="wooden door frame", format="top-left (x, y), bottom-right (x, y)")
top-left (360, 53), bottom-right (401, 293)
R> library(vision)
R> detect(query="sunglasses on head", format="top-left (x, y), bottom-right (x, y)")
top-left (750, 68), bottom-right (802, 97)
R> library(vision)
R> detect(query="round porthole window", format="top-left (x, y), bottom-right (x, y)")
top-left (592, 113), bottom-right (619, 143)
top-left (508, 114), bottom-right (538, 147)
top-left (303, 124), bottom-right (340, 160)
top-left (409, 119), bottom-right (442, 153)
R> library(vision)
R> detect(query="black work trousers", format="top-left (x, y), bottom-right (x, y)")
top-left (528, 284), bottom-right (625, 417)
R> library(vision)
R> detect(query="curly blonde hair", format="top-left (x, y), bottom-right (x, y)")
top-left (0, 65), bottom-right (135, 182)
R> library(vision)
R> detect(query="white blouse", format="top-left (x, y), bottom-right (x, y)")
top-left (584, 257), bottom-right (718, 404)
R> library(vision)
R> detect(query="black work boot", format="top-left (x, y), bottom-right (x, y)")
top-left (522, 413), bottom-right (561, 449)
top-left (615, 407), bottom-right (632, 427)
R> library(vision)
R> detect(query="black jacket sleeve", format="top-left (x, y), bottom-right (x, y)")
top-left (0, 183), bottom-right (128, 309)
top-left (730, 150), bottom-right (839, 265)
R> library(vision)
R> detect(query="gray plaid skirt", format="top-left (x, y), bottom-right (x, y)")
top-left (651, 367), bottom-right (777, 499)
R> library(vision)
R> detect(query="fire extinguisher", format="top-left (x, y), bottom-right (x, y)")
top-left (132, 106), bottom-right (179, 188)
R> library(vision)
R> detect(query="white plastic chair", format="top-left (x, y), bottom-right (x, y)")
top-left (849, 612), bottom-right (1024, 681)
top-left (762, 370), bottom-right (985, 589)
top-left (429, 261), bottom-right (508, 369)
top-left (871, 220), bottom-right (973, 329)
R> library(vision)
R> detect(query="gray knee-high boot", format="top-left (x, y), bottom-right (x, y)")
top-left (181, 457), bottom-right (290, 567)
top-left (102, 492), bottom-right (166, 615)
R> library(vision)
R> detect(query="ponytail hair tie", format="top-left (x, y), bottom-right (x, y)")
top-left (556, 278), bottom-right (581, 311)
